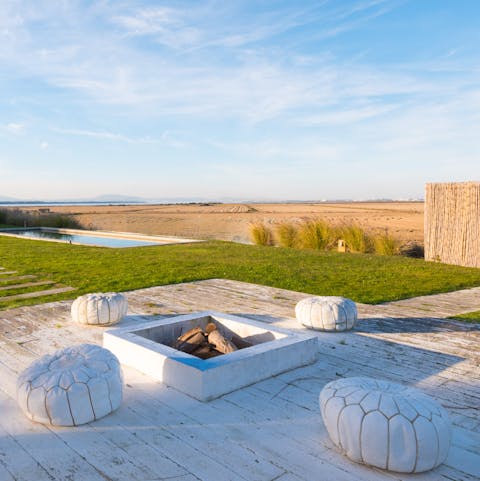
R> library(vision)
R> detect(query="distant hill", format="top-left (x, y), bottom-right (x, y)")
top-left (87, 194), bottom-right (147, 203)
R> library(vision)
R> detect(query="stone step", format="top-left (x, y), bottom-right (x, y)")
top-left (0, 275), bottom-right (37, 283)
top-left (0, 287), bottom-right (76, 302)
top-left (0, 281), bottom-right (55, 292)
top-left (0, 271), bottom-right (17, 276)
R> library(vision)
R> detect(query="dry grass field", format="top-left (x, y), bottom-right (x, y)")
top-left (40, 202), bottom-right (424, 245)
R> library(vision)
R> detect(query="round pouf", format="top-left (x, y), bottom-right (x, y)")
top-left (71, 292), bottom-right (128, 326)
top-left (17, 344), bottom-right (123, 426)
top-left (295, 296), bottom-right (357, 331)
top-left (319, 377), bottom-right (451, 473)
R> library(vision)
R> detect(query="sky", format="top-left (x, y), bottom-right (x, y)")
top-left (1, 0), bottom-right (479, 201)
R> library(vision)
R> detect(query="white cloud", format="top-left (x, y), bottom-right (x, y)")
top-left (113, 6), bottom-right (202, 49)
top-left (52, 127), bottom-right (187, 148)
top-left (52, 127), bottom-right (153, 143)
top-left (299, 104), bottom-right (399, 125)
top-left (39, 141), bottom-right (48, 149)
top-left (6, 122), bottom-right (25, 134)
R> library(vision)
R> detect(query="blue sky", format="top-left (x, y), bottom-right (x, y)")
top-left (1, 0), bottom-right (479, 201)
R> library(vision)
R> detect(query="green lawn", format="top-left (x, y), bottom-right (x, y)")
top-left (448, 311), bottom-right (480, 324)
top-left (1, 235), bottom-right (480, 309)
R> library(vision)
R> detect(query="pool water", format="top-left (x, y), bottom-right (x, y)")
top-left (4, 229), bottom-right (164, 248)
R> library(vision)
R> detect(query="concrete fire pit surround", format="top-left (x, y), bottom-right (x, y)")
top-left (103, 311), bottom-right (319, 401)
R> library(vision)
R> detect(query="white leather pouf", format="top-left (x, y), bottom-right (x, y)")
top-left (17, 344), bottom-right (123, 426)
top-left (71, 292), bottom-right (128, 326)
top-left (320, 377), bottom-right (451, 473)
top-left (295, 296), bottom-right (357, 331)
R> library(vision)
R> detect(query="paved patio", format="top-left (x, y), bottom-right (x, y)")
top-left (0, 279), bottom-right (479, 480)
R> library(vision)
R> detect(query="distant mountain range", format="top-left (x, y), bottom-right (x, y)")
top-left (0, 194), bottom-right (424, 204)
top-left (0, 194), bottom-right (147, 204)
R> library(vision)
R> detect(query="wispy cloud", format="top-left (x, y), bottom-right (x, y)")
top-left (52, 127), bottom-right (156, 144)
top-left (298, 103), bottom-right (399, 125)
top-left (51, 127), bottom-right (189, 149)
top-left (1, 1), bottom-right (479, 200)
top-left (0, 0), bottom-right (450, 127)
top-left (112, 6), bottom-right (202, 49)
top-left (6, 122), bottom-right (25, 134)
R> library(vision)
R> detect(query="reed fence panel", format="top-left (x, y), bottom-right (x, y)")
top-left (425, 182), bottom-right (480, 268)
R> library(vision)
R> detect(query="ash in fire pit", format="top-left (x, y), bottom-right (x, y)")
top-left (173, 322), bottom-right (252, 359)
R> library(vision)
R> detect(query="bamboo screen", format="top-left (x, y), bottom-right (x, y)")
top-left (425, 182), bottom-right (480, 268)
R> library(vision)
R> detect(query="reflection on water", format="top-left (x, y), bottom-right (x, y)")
top-left (28, 230), bottom-right (74, 242)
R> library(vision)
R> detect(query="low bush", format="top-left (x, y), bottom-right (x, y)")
top-left (400, 242), bottom-right (425, 258)
top-left (0, 208), bottom-right (82, 229)
top-left (249, 223), bottom-right (274, 246)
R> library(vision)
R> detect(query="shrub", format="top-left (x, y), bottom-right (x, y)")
top-left (340, 224), bottom-right (374, 253)
top-left (275, 223), bottom-right (298, 248)
top-left (374, 232), bottom-right (400, 256)
top-left (297, 220), bottom-right (333, 250)
top-left (400, 242), bottom-right (425, 258)
top-left (0, 208), bottom-right (82, 229)
top-left (249, 223), bottom-right (274, 246)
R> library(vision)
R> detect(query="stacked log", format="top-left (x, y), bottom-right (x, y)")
top-left (425, 182), bottom-right (480, 268)
top-left (173, 322), bottom-right (253, 359)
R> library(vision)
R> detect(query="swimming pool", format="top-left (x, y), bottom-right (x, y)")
top-left (0, 228), bottom-right (201, 248)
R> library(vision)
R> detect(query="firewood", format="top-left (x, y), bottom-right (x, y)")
top-left (190, 344), bottom-right (212, 359)
top-left (231, 333), bottom-right (253, 349)
top-left (208, 329), bottom-right (238, 354)
top-left (191, 344), bottom-right (223, 359)
top-left (174, 326), bottom-right (203, 346)
top-left (205, 322), bottom-right (217, 334)
top-left (174, 327), bottom-right (206, 353)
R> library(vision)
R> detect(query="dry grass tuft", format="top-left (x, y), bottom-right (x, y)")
top-left (340, 224), bottom-right (374, 253)
top-left (297, 220), bottom-right (333, 250)
top-left (275, 223), bottom-right (298, 248)
top-left (374, 232), bottom-right (401, 256)
top-left (249, 223), bottom-right (274, 246)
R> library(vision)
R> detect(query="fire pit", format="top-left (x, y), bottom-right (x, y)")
top-left (103, 311), bottom-right (318, 401)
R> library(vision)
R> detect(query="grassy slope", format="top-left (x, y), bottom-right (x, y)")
top-left (1, 236), bottom-right (480, 309)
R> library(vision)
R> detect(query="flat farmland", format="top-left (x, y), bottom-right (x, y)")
top-left (42, 201), bottom-right (424, 244)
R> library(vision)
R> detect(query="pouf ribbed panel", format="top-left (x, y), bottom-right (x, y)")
top-left (71, 292), bottom-right (128, 326)
top-left (295, 296), bottom-right (357, 331)
top-left (319, 377), bottom-right (451, 473)
top-left (17, 344), bottom-right (123, 426)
